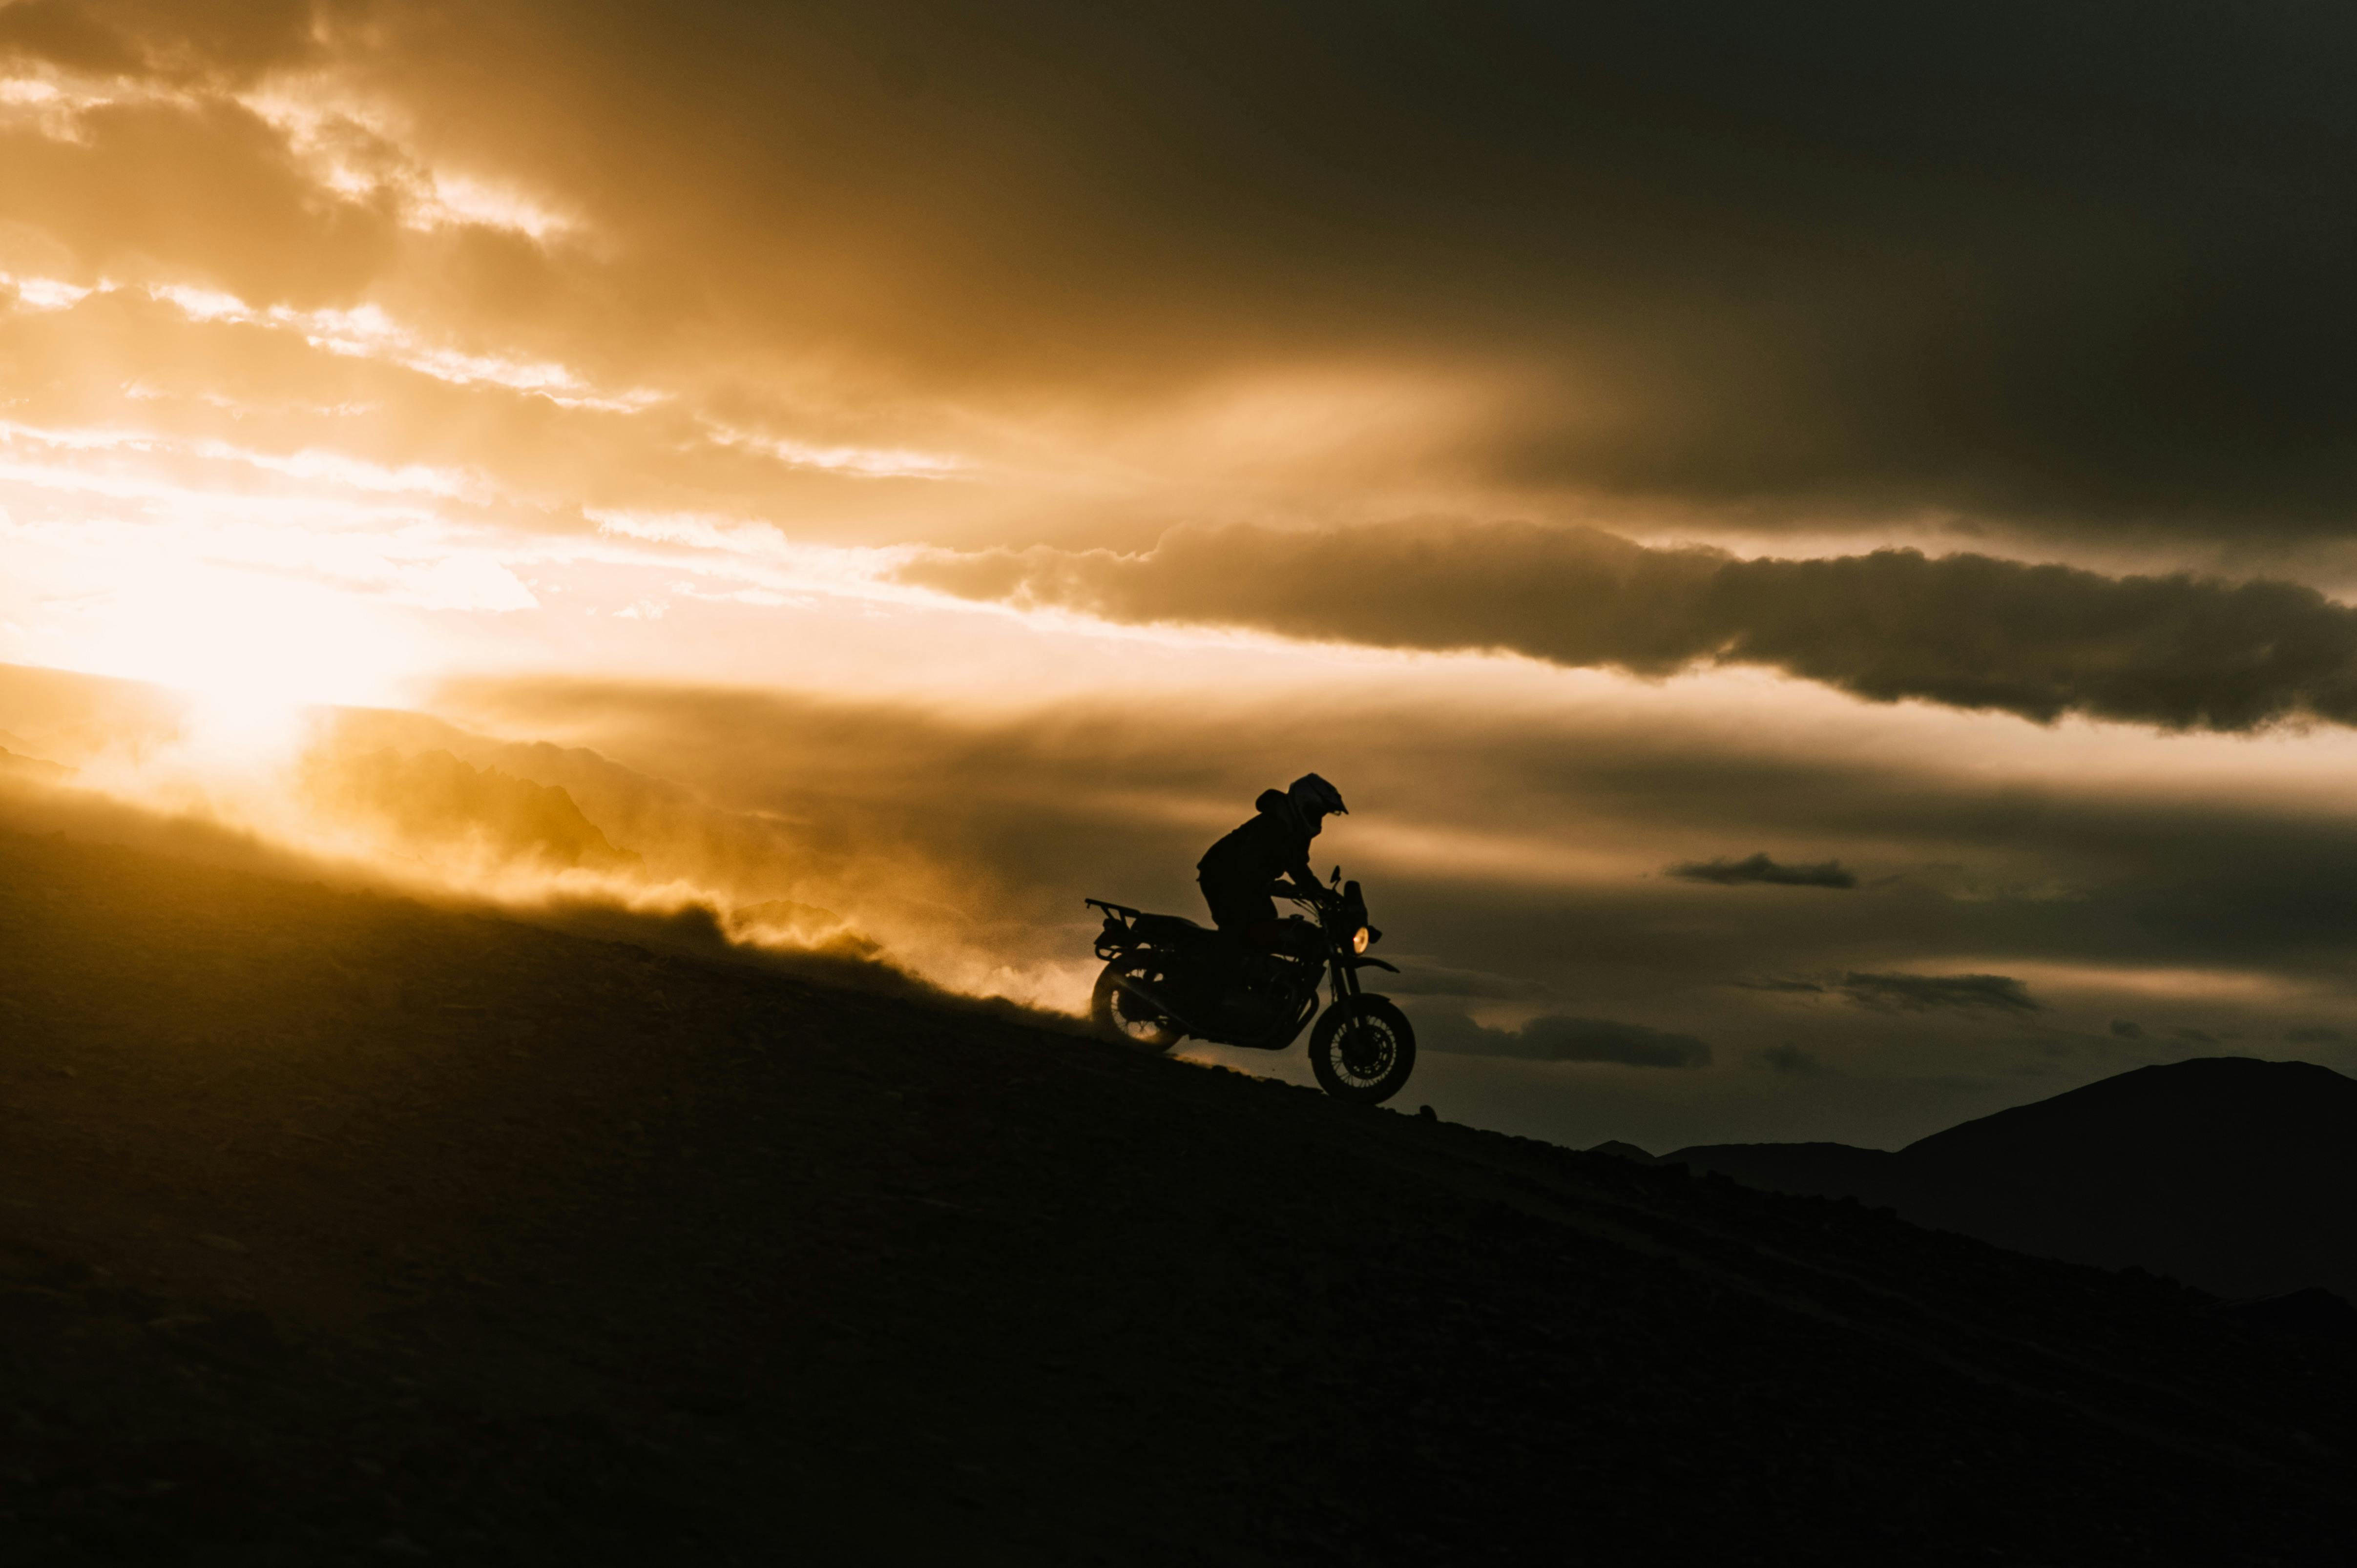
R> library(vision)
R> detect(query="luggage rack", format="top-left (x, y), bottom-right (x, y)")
top-left (1085, 897), bottom-right (1141, 959)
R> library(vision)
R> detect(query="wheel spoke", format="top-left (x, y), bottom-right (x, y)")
top-left (1102, 964), bottom-right (1176, 1048)
top-left (1335, 1016), bottom-right (1394, 1085)
top-left (1309, 997), bottom-right (1414, 1103)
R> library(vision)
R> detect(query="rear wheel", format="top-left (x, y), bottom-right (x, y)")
top-left (1091, 960), bottom-right (1185, 1053)
top-left (1309, 995), bottom-right (1417, 1103)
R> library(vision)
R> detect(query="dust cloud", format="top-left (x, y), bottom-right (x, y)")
top-left (0, 661), bottom-right (1087, 1013)
top-left (18, 654), bottom-right (2357, 1152)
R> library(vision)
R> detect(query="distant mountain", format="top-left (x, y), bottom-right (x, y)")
top-left (1669, 1058), bottom-right (2357, 1301)
top-left (300, 747), bottom-right (645, 874)
top-left (0, 744), bottom-right (72, 782)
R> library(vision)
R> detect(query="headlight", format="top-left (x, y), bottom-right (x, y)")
top-left (1352, 926), bottom-right (1371, 954)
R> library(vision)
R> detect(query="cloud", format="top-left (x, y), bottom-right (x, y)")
top-left (1670, 852), bottom-right (1856, 889)
top-left (0, 2), bottom-right (142, 75)
top-left (6, 0), bottom-right (2357, 538)
top-left (1753, 1043), bottom-right (1829, 1076)
top-left (1382, 962), bottom-right (1554, 1001)
top-left (900, 521), bottom-right (2357, 734)
top-left (1836, 972), bottom-right (2041, 1014)
top-left (13, 659), bottom-right (2357, 1147)
top-left (1419, 1011), bottom-right (1712, 1069)
top-left (2110, 1019), bottom-right (2145, 1039)
top-left (357, 2), bottom-right (2357, 531)
top-left (0, 1), bottom-right (318, 83)
top-left (2286, 1026), bottom-right (2347, 1046)
top-left (407, 666), bottom-right (2357, 1018)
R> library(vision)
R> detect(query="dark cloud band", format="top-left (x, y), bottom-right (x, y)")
top-left (900, 522), bottom-right (2357, 732)
top-left (1837, 972), bottom-right (2040, 1014)
top-left (1418, 1011), bottom-right (1713, 1069)
top-left (1670, 853), bottom-right (1856, 889)
top-left (14, 2), bottom-right (2357, 531)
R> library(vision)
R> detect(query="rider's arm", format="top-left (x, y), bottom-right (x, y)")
top-left (1275, 860), bottom-right (1325, 901)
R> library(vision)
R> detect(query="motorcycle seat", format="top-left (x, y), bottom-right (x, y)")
top-left (1134, 911), bottom-right (1210, 938)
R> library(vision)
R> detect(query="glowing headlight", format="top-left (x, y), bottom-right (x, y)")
top-left (1352, 926), bottom-right (1371, 954)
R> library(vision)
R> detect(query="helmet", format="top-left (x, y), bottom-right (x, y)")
top-left (1289, 773), bottom-right (1348, 822)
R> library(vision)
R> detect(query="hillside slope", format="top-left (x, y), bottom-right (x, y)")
top-left (1, 827), bottom-right (2356, 1564)
top-left (1672, 1058), bottom-right (2357, 1302)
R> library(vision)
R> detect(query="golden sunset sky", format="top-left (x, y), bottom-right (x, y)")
top-left (8, 0), bottom-right (2357, 1148)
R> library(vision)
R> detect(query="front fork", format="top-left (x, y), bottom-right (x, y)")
top-left (1326, 955), bottom-right (1363, 1009)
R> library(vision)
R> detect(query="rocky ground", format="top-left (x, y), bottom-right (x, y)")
top-left (1, 825), bottom-right (2355, 1564)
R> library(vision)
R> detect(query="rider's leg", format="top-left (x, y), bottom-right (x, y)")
top-left (1199, 876), bottom-right (1283, 999)
top-left (1199, 874), bottom-right (1277, 940)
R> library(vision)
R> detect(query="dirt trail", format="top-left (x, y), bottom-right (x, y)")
top-left (1, 827), bottom-right (2353, 1564)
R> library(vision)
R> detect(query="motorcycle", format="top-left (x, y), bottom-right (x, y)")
top-left (1083, 869), bottom-right (1417, 1104)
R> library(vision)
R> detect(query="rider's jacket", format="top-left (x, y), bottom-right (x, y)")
top-left (1197, 788), bottom-right (1314, 893)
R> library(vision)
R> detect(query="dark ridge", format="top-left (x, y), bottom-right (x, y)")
top-left (3, 825), bottom-right (2357, 1563)
top-left (1671, 1057), bottom-right (2357, 1301)
top-left (1661, 1140), bottom-right (1903, 1203)
top-left (2221, 1288), bottom-right (2357, 1340)
top-left (0, 745), bottom-right (71, 782)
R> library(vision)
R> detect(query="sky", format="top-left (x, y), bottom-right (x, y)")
top-left (6, 0), bottom-right (2357, 1150)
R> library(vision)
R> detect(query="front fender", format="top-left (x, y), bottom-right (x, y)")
top-left (1342, 955), bottom-right (1398, 973)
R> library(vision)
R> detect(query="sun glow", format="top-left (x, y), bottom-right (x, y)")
top-left (60, 567), bottom-right (419, 760)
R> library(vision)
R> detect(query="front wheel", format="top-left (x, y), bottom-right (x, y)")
top-left (1091, 960), bottom-right (1185, 1054)
top-left (1309, 995), bottom-right (1416, 1104)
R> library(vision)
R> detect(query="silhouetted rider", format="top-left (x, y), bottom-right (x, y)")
top-left (1196, 774), bottom-right (1348, 951)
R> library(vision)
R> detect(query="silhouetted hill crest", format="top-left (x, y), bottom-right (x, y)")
top-left (1669, 1057), bottom-right (2357, 1300)
top-left (4, 825), bottom-right (2357, 1559)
